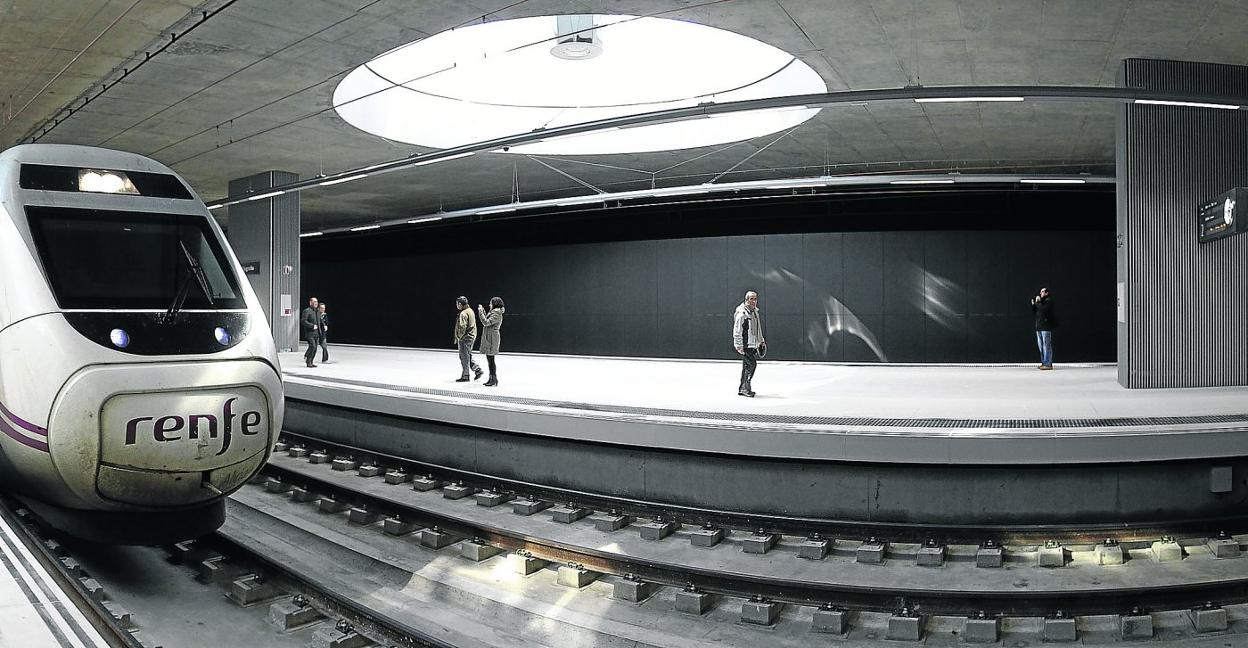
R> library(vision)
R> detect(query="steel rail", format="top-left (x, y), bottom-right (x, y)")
top-left (276, 430), bottom-right (1248, 547)
top-left (257, 456), bottom-right (1248, 618)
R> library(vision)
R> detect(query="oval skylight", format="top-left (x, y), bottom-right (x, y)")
top-left (332, 15), bottom-right (826, 155)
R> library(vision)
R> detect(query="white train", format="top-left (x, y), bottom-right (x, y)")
top-left (0, 144), bottom-right (283, 543)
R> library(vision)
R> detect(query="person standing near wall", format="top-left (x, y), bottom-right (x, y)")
top-left (454, 296), bottom-right (483, 382)
top-left (477, 297), bottom-right (505, 387)
top-left (733, 290), bottom-right (766, 397)
top-left (301, 296), bottom-right (321, 368)
top-left (1031, 287), bottom-right (1057, 370)
top-left (317, 303), bottom-right (330, 364)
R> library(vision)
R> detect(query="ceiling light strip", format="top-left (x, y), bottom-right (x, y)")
top-left (1133, 99), bottom-right (1240, 110)
top-left (914, 97), bottom-right (1025, 103)
top-left (207, 85), bottom-right (1229, 209)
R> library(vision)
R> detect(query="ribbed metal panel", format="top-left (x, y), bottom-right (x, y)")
top-left (225, 171), bottom-right (300, 351)
top-left (1117, 59), bottom-right (1248, 388)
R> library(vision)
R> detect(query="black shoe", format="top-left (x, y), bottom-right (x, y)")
top-left (484, 378), bottom-right (498, 387)
top-left (748, 391), bottom-right (756, 397)
top-left (738, 390), bottom-right (754, 397)
top-left (455, 377), bottom-right (469, 382)
top-left (307, 363), bottom-right (316, 368)
top-left (473, 368), bottom-right (483, 381)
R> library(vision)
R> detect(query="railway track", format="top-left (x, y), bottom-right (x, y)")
top-left (11, 429), bottom-right (1248, 647)
top-left (245, 433), bottom-right (1248, 643)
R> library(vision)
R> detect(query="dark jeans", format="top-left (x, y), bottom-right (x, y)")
top-left (304, 333), bottom-right (320, 365)
top-left (319, 336), bottom-right (329, 361)
top-left (458, 338), bottom-right (481, 377)
top-left (486, 355), bottom-right (497, 378)
top-left (739, 348), bottom-right (758, 393)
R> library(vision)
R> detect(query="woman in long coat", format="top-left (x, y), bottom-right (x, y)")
top-left (477, 297), bottom-right (505, 386)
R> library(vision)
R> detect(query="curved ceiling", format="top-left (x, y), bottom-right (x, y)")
top-left (3, 0), bottom-right (1247, 231)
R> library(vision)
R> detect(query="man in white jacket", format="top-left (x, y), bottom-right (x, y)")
top-left (732, 290), bottom-right (765, 397)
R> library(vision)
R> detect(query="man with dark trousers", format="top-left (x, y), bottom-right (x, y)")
top-left (732, 290), bottom-right (766, 396)
top-left (301, 296), bottom-right (321, 368)
top-left (453, 296), bottom-right (483, 382)
top-left (317, 303), bottom-right (330, 363)
top-left (1031, 287), bottom-right (1057, 370)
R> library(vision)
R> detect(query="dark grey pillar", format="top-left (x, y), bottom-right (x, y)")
top-left (225, 171), bottom-right (301, 352)
top-left (1116, 59), bottom-right (1248, 388)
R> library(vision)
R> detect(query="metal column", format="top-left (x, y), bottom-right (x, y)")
top-left (224, 171), bottom-right (301, 352)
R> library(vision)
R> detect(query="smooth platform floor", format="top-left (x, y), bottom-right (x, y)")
top-left (0, 512), bottom-right (108, 648)
top-left (280, 345), bottom-right (1248, 465)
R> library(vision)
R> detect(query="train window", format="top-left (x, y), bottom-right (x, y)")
top-left (25, 206), bottom-right (246, 310)
top-left (19, 164), bottom-right (194, 200)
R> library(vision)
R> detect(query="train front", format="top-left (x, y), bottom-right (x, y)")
top-left (0, 145), bottom-right (284, 543)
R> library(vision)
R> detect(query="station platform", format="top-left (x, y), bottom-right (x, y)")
top-left (277, 345), bottom-right (1248, 527)
top-left (279, 345), bottom-right (1248, 466)
top-left (0, 509), bottom-right (109, 647)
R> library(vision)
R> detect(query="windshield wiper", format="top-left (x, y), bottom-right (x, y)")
top-left (163, 240), bottom-right (215, 321)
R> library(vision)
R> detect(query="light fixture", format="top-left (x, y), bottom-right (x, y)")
top-left (1134, 99), bottom-right (1239, 110)
top-left (349, 224), bottom-right (381, 231)
top-left (914, 97), bottom-right (1025, 103)
top-left (246, 190), bottom-right (283, 201)
top-left (78, 169), bottom-right (138, 194)
top-left (407, 216), bottom-right (443, 223)
top-left (207, 203), bottom-right (225, 210)
top-left (890, 179), bottom-right (956, 185)
top-left (411, 151), bottom-right (475, 166)
top-left (1020, 178), bottom-right (1086, 184)
top-left (477, 206), bottom-right (518, 215)
top-left (109, 328), bottom-right (130, 349)
top-left (332, 14), bottom-right (826, 154)
top-left (550, 15), bottom-right (602, 61)
top-left (299, 231), bottom-right (324, 238)
top-left (214, 327), bottom-right (231, 346)
top-left (318, 174), bottom-right (368, 186)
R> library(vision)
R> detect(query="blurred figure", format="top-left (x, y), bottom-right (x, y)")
top-left (300, 296), bottom-right (321, 368)
top-left (1031, 287), bottom-right (1057, 370)
top-left (453, 296), bottom-right (483, 382)
top-left (477, 297), bottom-right (505, 387)
top-left (732, 290), bottom-right (765, 396)
top-left (318, 303), bottom-right (330, 363)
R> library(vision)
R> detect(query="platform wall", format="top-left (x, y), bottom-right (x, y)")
top-left (305, 228), bottom-right (1114, 362)
top-left (1117, 58), bottom-right (1248, 387)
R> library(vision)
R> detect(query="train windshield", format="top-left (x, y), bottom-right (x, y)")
top-left (25, 206), bottom-right (246, 310)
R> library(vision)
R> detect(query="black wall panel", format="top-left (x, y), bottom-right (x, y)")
top-left (306, 226), bottom-right (1114, 363)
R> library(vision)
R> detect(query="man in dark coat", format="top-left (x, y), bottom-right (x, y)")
top-left (1031, 287), bottom-right (1057, 370)
top-left (301, 296), bottom-right (321, 368)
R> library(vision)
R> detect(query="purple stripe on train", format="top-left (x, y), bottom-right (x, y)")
top-left (0, 401), bottom-right (48, 437)
top-left (0, 410), bottom-right (49, 453)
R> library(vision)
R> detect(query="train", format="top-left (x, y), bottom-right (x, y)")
top-left (0, 144), bottom-right (283, 543)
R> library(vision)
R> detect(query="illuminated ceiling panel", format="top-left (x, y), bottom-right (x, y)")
top-left (333, 15), bottom-right (825, 155)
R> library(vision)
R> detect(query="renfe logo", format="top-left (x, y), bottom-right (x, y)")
top-left (123, 397), bottom-right (263, 456)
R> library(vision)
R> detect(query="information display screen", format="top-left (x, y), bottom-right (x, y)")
top-left (1199, 187), bottom-right (1247, 243)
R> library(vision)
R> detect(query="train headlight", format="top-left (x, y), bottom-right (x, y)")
top-left (109, 329), bottom-right (130, 349)
top-left (78, 169), bottom-right (139, 194)
top-left (214, 327), bottom-right (231, 346)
